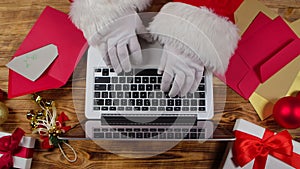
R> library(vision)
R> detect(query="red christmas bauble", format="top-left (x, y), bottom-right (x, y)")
top-left (273, 95), bottom-right (300, 129)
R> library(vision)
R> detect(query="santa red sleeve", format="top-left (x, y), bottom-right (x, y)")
top-left (149, 1), bottom-right (241, 75)
top-left (69, 0), bottom-right (152, 42)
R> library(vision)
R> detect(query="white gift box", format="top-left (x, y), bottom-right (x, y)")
top-left (222, 119), bottom-right (300, 169)
top-left (0, 131), bottom-right (36, 169)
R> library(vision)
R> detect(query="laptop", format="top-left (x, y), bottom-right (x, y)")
top-left (74, 35), bottom-right (236, 142)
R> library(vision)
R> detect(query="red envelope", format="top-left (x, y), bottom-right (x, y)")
top-left (220, 12), bottom-right (300, 99)
top-left (8, 6), bottom-right (88, 98)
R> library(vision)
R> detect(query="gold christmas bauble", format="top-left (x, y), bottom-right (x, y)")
top-left (0, 102), bottom-right (9, 125)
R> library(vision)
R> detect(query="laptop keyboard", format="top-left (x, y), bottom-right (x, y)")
top-left (93, 68), bottom-right (207, 113)
top-left (93, 127), bottom-right (206, 140)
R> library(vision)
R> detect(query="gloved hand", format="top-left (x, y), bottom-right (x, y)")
top-left (90, 12), bottom-right (152, 74)
top-left (158, 45), bottom-right (205, 97)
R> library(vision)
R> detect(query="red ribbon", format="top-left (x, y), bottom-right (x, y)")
top-left (40, 112), bottom-right (71, 149)
top-left (233, 129), bottom-right (300, 169)
top-left (0, 128), bottom-right (26, 169)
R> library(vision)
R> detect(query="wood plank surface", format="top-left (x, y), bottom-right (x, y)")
top-left (0, 0), bottom-right (299, 169)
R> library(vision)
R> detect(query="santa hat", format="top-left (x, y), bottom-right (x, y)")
top-left (149, 2), bottom-right (241, 75)
top-left (173, 0), bottom-right (244, 23)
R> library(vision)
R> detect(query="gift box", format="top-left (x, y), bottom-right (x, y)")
top-left (0, 128), bottom-right (36, 169)
top-left (222, 119), bottom-right (300, 169)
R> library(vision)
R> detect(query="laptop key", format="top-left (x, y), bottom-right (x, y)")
top-left (174, 107), bottom-right (181, 111)
top-left (154, 84), bottom-right (160, 90)
top-left (175, 99), bottom-right (182, 106)
top-left (131, 85), bottom-right (138, 91)
top-left (142, 107), bottom-right (149, 111)
top-left (138, 84), bottom-right (145, 91)
top-left (136, 99), bottom-right (143, 106)
top-left (121, 133), bottom-right (127, 138)
top-left (119, 77), bottom-right (126, 83)
top-left (136, 132), bottom-right (143, 138)
top-left (102, 107), bottom-right (109, 111)
top-left (95, 77), bottom-right (110, 83)
top-left (199, 107), bottom-right (206, 111)
top-left (150, 107), bottom-right (157, 111)
top-left (95, 69), bottom-right (101, 73)
top-left (133, 92), bottom-right (139, 98)
top-left (142, 77), bottom-right (149, 83)
top-left (112, 77), bottom-right (118, 83)
top-left (167, 100), bottom-right (174, 106)
top-left (199, 100), bottom-right (205, 106)
top-left (94, 92), bottom-right (100, 98)
top-left (167, 133), bottom-right (174, 139)
top-left (107, 84), bottom-right (114, 90)
top-left (159, 133), bottom-right (166, 139)
top-left (124, 92), bottom-right (131, 98)
top-left (198, 85), bottom-right (205, 91)
top-left (117, 92), bottom-right (123, 98)
top-left (166, 107), bottom-right (173, 111)
top-left (105, 99), bottom-right (112, 106)
top-left (144, 133), bottom-right (151, 138)
top-left (102, 69), bottom-right (109, 76)
top-left (129, 99), bottom-right (135, 106)
top-left (109, 107), bottom-right (117, 111)
top-left (102, 92), bottom-right (109, 98)
top-left (146, 84), bottom-right (153, 91)
top-left (152, 100), bottom-right (158, 106)
top-left (94, 132), bottom-right (104, 138)
top-left (158, 107), bottom-right (165, 111)
top-left (190, 107), bottom-right (197, 111)
top-left (150, 77), bottom-right (156, 83)
top-left (105, 133), bottom-right (112, 138)
top-left (117, 107), bottom-right (125, 111)
top-left (126, 107), bottom-right (133, 111)
top-left (94, 99), bottom-right (104, 105)
top-left (95, 84), bottom-right (106, 91)
top-left (115, 84), bottom-right (122, 91)
top-left (113, 133), bottom-right (120, 138)
top-left (175, 133), bottom-right (182, 139)
top-left (121, 99), bottom-right (127, 106)
top-left (128, 133), bottom-right (135, 138)
top-left (134, 77), bottom-right (141, 83)
top-left (93, 107), bottom-right (100, 110)
top-left (109, 92), bottom-right (116, 98)
top-left (144, 100), bottom-right (150, 106)
top-left (140, 92), bottom-right (147, 98)
top-left (190, 133), bottom-right (197, 139)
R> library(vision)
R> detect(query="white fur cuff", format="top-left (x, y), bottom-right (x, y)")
top-left (149, 2), bottom-right (240, 75)
top-left (70, 0), bottom-right (152, 42)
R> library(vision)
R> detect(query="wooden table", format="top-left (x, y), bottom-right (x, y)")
top-left (0, 0), bottom-right (299, 168)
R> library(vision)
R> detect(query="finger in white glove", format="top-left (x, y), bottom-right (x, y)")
top-left (158, 46), bottom-right (204, 97)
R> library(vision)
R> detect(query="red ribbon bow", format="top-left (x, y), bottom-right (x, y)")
top-left (0, 128), bottom-right (25, 169)
top-left (234, 129), bottom-right (300, 169)
top-left (40, 112), bottom-right (71, 149)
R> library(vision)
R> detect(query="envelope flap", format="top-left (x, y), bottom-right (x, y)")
top-left (238, 16), bottom-right (298, 68)
top-left (259, 39), bottom-right (300, 83)
top-left (223, 52), bottom-right (251, 99)
top-left (8, 6), bottom-right (88, 98)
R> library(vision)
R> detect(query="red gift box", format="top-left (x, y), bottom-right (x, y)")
top-left (221, 119), bottom-right (300, 169)
top-left (0, 128), bottom-right (35, 169)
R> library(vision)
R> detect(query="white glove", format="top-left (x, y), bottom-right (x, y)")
top-left (90, 12), bottom-right (151, 74)
top-left (158, 45), bottom-right (205, 97)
